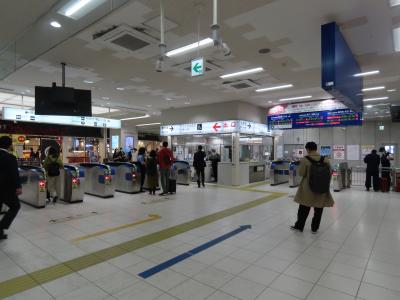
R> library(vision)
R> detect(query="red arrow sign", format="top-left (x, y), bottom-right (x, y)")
top-left (213, 123), bottom-right (221, 131)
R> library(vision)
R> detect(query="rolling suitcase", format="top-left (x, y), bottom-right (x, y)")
top-left (168, 179), bottom-right (176, 194)
top-left (380, 177), bottom-right (390, 192)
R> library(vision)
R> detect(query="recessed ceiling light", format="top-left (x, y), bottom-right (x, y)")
top-left (146, 104), bottom-right (152, 108)
top-left (387, 89), bottom-right (397, 92)
top-left (363, 97), bottom-right (389, 102)
top-left (184, 102), bottom-right (190, 105)
top-left (106, 102), bottom-right (110, 105)
top-left (116, 87), bottom-right (125, 91)
top-left (256, 84), bottom-right (293, 93)
top-left (390, 0), bottom-right (400, 8)
top-left (279, 95), bottom-right (312, 102)
top-left (26, 89), bottom-right (31, 92)
top-left (165, 38), bottom-right (214, 57)
top-left (353, 70), bottom-right (380, 77)
top-left (220, 67), bottom-right (264, 79)
top-left (120, 114), bottom-right (150, 121)
top-left (50, 21), bottom-right (61, 28)
top-left (366, 105), bottom-right (373, 108)
top-left (362, 86), bottom-right (385, 92)
top-left (394, 26), bottom-right (400, 52)
top-left (136, 123), bottom-right (161, 127)
top-left (102, 97), bottom-right (110, 100)
top-left (165, 97), bottom-right (172, 101)
top-left (83, 80), bottom-right (94, 84)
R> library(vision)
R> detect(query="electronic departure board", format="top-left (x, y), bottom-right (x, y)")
top-left (268, 109), bottom-right (362, 130)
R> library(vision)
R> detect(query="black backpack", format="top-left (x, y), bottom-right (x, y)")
top-left (47, 160), bottom-right (60, 177)
top-left (305, 156), bottom-right (331, 194)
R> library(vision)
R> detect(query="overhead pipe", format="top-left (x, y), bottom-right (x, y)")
top-left (156, 0), bottom-right (166, 72)
top-left (211, 0), bottom-right (231, 56)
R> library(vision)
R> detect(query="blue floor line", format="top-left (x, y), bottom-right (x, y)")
top-left (138, 225), bottom-right (252, 279)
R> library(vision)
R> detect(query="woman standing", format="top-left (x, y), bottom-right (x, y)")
top-left (146, 150), bottom-right (158, 195)
top-left (137, 147), bottom-right (146, 192)
top-left (43, 147), bottom-right (63, 203)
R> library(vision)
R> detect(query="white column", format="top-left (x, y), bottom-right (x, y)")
top-left (167, 135), bottom-right (172, 147)
top-left (232, 132), bottom-right (240, 186)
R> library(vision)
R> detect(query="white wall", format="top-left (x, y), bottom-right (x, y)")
top-left (275, 120), bottom-right (400, 167)
top-left (161, 101), bottom-right (265, 124)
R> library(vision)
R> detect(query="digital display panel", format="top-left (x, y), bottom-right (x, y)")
top-left (268, 109), bottom-right (362, 130)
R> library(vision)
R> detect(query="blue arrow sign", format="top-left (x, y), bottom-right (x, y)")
top-left (138, 225), bottom-right (252, 278)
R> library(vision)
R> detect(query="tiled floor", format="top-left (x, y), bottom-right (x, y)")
top-left (1, 182), bottom-right (400, 299)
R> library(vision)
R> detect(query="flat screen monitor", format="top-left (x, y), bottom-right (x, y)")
top-left (390, 106), bottom-right (400, 122)
top-left (35, 86), bottom-right (92, 116)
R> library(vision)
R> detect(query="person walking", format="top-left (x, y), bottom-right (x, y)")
top-left (0, 136), bottom-right (22, 240)
top-left (364, 149), bottom-right (380, 191)
top-left (137, 147), bottom-right (146, 192)
top-left (158, 142), bottom-right (174, 196)
top-left (193, 145), bottom-right (206, 188)
top-left (290, 142), bottom-right (334, 234)
top-left (43, 147), bottom-right (63, 203)
top-left (146, 150), bottom-right (158, 195)
top-left (209, 149), bottom-right (220, 182)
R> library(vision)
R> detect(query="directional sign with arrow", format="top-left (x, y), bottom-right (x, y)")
top-left (213, 123), bottom-right (221, 132)
top-left (191, 57), bottom-right (204, 77)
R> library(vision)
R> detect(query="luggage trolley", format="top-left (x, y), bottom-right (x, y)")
top-left (289, 161), bottom-right (302, 188)
top-left (106, 162), bottom-right (141, 193)
top-left (270, 160), bottom-right (290, 186)
top-left (19, 166), bottom-right (47, 208)
top-left (60, 165), bottom-right (85, 203)
top-left (80, 163), bottom-right (114, 198)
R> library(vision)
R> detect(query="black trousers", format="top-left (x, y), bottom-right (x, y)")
top-left (196, 167), bottom-right (205, 187)
top-left (295, 204), bottom-right (323, 232)
top-left (365, 170), bottom-right (379, 191)
top-left (212, 163), bottom-right (218, 182)
top-left (0, 194), bottom-right (21, 230)
top-left (140, 166), bottom-right (146, 191)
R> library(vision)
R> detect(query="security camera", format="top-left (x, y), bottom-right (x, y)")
top-left (155, 57), bottom-right (164, 72)
top-left (220, 42), bottom-right (231, 57)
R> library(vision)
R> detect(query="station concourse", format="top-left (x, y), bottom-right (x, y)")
top-left (0, 1), bottom-right (400, 299)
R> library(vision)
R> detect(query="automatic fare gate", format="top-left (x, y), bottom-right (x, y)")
top-left (60, 165), bottom-right (85, 203)
top-left (19, 166), bottom-right (47, 208)
top-left (80, 163), bottom-right (114, 198)
top-left (289, 161), bottom-right (302, 188)
top-left (106, 162), bottom-right (141, 193)
top-left (270, 160), bottom-right (290, 186)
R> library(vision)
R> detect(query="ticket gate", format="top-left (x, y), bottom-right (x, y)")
top-left (19, 166), bottom-right (47, 208)
top-left (106, 162), bottom-right (141, 193)
top-left (60, 165), bottom-right (85, 203)
top-left (174, 161), bottom-right (191, 185)
top-left (289, 161), bottom-right (302, 188)
top-left (270, 160), bottom-right (290, 186)
top-left (331, 162), bottom-right (351, 192)
top-left (80, 163), bottom-right (114, 198)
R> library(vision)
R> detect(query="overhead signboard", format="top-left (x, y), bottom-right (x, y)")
top-left (191, 57), bottom-right (204, 77)
top-left (268, 109), bottom-right (362, 130)
top-left (268, 99), bottom-right (348, 116)
top-left (161, 120), bottom-right (271, 136)
top-left (2, 107), bottom-right (121, 129)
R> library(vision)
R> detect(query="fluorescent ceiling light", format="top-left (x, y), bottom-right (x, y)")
top-left (102, 97), bottom-right (110, 100)
top-left (363, 97), bottom-right (389, 102)
top-left (220, 67), bottom-right (264, 79)
top-left (83, 80), bottom-right (93, 84)
top-left (362, 86), bottom-right (385, 92)
top-left (366, 105), bottom-right (373, 108)
top-left (387, 89), bottom-right (397, 92)
top-left (50, 21), bottom-right (61, 28)
top-left (353, 70), bottom-right (380, 77)
top-left (136, 123), bottom-right (161, 127)
top-left (184, 102), bottom-right (191, 105)
top-left (394, 27), bottom-right (400, 52)
top-left (116, 87), bottom-right (125, 91)
top-left (165, 38), bottom-right (214, 57)
top-left (256, 84), bottom-right (293, 93)
top-left (120, 114), bottom-right (150, 121)
top-left (58, 0), bottom-right (107, 20)
top-left (279, 95), bottom-right (312, 102)
top-left (390, 0), bottom-right (400, 7)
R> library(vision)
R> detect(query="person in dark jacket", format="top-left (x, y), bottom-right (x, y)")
top-left (209, 149), bottom-right (221, 182)
top-left (146, 150), bottom-right (158, 195)
top-left (379, 147), bottom-right (391, 187)
top-left (364, 149), bottom-right (380, 191)
top-left (193, 145), bottom-right (206, 188)
top-left (0, 136), bottom-right (22, 240)
top-left (137, 147), bottom-right (146, 192)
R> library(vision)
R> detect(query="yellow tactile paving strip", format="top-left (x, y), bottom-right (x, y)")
top-left (0, 188), bottom-right (285, 299)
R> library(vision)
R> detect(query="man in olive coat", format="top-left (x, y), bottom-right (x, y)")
top-left (291, 142), bottom-right (334, 233)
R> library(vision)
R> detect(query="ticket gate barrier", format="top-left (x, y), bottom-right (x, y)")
top-left (106, 162), bottom-right (141, 193)
top-left (80, 163), bottom-right (114, 198)
top-left (270, 160), bottom-right (290, 186)
top-left (174, 161), bottom-right (191, 185)
top-left (19, 166), bottom-right (47, 208)
top-left (289, 161), bottom-right (302, 188)
top-left (331, 162), bottom-right (351, 192)
top-left (60, 165), bottom-right (85, 203)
